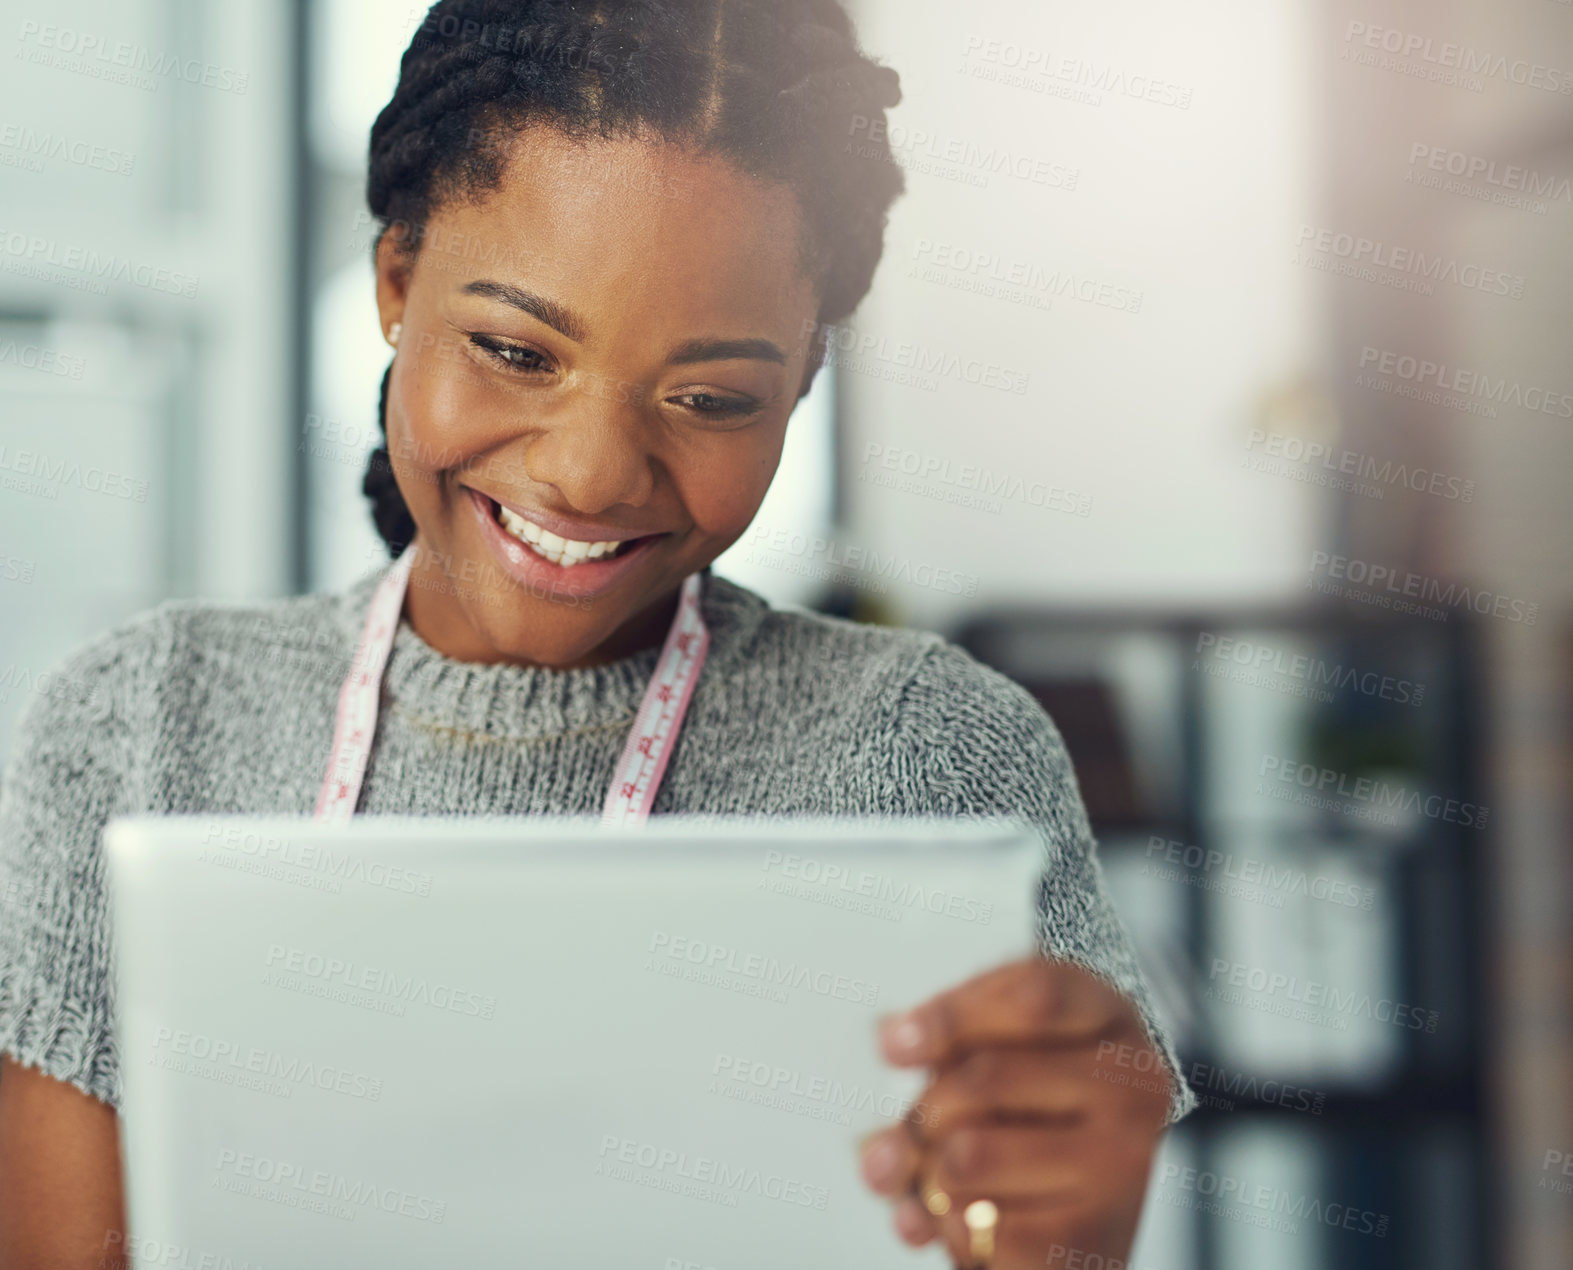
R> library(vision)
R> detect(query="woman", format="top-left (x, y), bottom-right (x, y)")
top-left (0, 2), bottom-right (1192, 1266)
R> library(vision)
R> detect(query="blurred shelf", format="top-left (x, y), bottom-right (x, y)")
top-left (956, 603), bottom-right (1492, 1270)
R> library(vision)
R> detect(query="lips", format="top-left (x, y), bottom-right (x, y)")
top-left (490, 497), bottom-right (646, 562)
top-left (463, 486), bottom-right (666, 601)
top-left (484, 489), bottom-right (665, 548)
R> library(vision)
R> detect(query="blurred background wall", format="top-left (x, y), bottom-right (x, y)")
top-left (2, 0), bottom-right (1570, 1266)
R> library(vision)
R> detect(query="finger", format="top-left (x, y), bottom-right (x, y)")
top-left (858, 1123), bottom-right (923, 1197)
top-left (880, 957), bottom-right (1130, 1069)
top-left (892, 1193), bottom-right (936, 1247)
top-left (930, 1202), bottom-right (1117, 1270)
top-left (909, 1046), bottom-right (1092, 1140)
top-left (926, 1122), bottom-right (1088, 1200)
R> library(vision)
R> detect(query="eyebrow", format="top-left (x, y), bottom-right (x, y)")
top-left (462, 280), bottom-right (586, 343)
top-left (460, 278), bottom-right (787, 366)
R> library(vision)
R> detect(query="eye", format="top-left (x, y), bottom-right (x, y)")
top-left (671, 391), bottom-right (762, 421)
top-left (468, 333), bottom-right (551, 374)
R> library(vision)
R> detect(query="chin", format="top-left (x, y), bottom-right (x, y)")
top-left (471, 607), bottom-right (607, 668)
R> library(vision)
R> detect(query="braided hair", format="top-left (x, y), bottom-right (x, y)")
top-left (360, 0), bottom-right (907, 556)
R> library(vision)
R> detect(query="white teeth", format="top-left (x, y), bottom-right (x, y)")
top-left (495, 504), bottom-right (626, 568)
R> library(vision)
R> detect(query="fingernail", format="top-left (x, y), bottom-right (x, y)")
top-left (861, 1133), bottom-right (901, 1187)
top-left (880, 1011), bottom-right (926, 1060)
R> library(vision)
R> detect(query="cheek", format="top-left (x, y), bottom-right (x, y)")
top-left (391, 342), bottom-right (500, 474)
top-left (679, 432), bottom-right (786, 535)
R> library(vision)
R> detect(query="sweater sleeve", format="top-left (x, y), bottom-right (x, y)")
top-left (894, 640), bottom-right (1196, 1126)
top-left (0, 607), bottom-right (172, 1108)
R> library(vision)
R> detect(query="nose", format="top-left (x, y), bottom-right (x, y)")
top-left (518, 373), bottom-right (660, 514)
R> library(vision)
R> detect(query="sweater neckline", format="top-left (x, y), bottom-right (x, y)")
top-left (333, 559), bottom-right (763, 741)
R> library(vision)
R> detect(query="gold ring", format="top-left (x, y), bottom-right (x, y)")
top-left (922, 1182), bottom-right (952, 1216)
top-left (963, 1198), bottom-right (999, 1267)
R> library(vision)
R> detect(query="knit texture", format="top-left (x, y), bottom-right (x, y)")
top-left (0, 562), bottom-right (1194, 1122)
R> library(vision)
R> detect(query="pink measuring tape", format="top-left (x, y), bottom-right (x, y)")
top-left (313, 548), bottom-right (710, 827)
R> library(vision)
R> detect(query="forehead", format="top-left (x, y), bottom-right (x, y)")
top-left (420, 124), bottom-right (818, 331)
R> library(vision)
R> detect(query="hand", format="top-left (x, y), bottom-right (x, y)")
top-left (857, 957), bottom-right (1172, 1269)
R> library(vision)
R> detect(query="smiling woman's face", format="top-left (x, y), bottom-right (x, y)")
top-left (373, 123), bottom-right (822, 669)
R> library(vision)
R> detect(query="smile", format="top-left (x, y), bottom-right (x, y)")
top-left (492, 502), bottom-right (635, 568)
top-left (463, 486), bottom-right (666, 601)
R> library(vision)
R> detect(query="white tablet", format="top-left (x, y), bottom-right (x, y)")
top-left (103, 814), bottom-right (1046, 1269)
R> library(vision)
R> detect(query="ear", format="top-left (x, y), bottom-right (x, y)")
top-left (373, 224), bottom-right (415, 345)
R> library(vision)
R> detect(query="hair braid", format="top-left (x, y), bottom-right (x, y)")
top-left (361, 0), bottom-right (905, 558)
top-left (363, 366), bottom-right (416, 556)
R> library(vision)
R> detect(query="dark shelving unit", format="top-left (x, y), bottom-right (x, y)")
top-left (953, 604), bottom-right (1493, 1270)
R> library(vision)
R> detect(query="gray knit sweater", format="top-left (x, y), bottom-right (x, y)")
top-left (0, 560), bottom-right (1194, 1123)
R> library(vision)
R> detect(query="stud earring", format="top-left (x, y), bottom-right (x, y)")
top-left (388, 322), bottom-right (402, 346)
